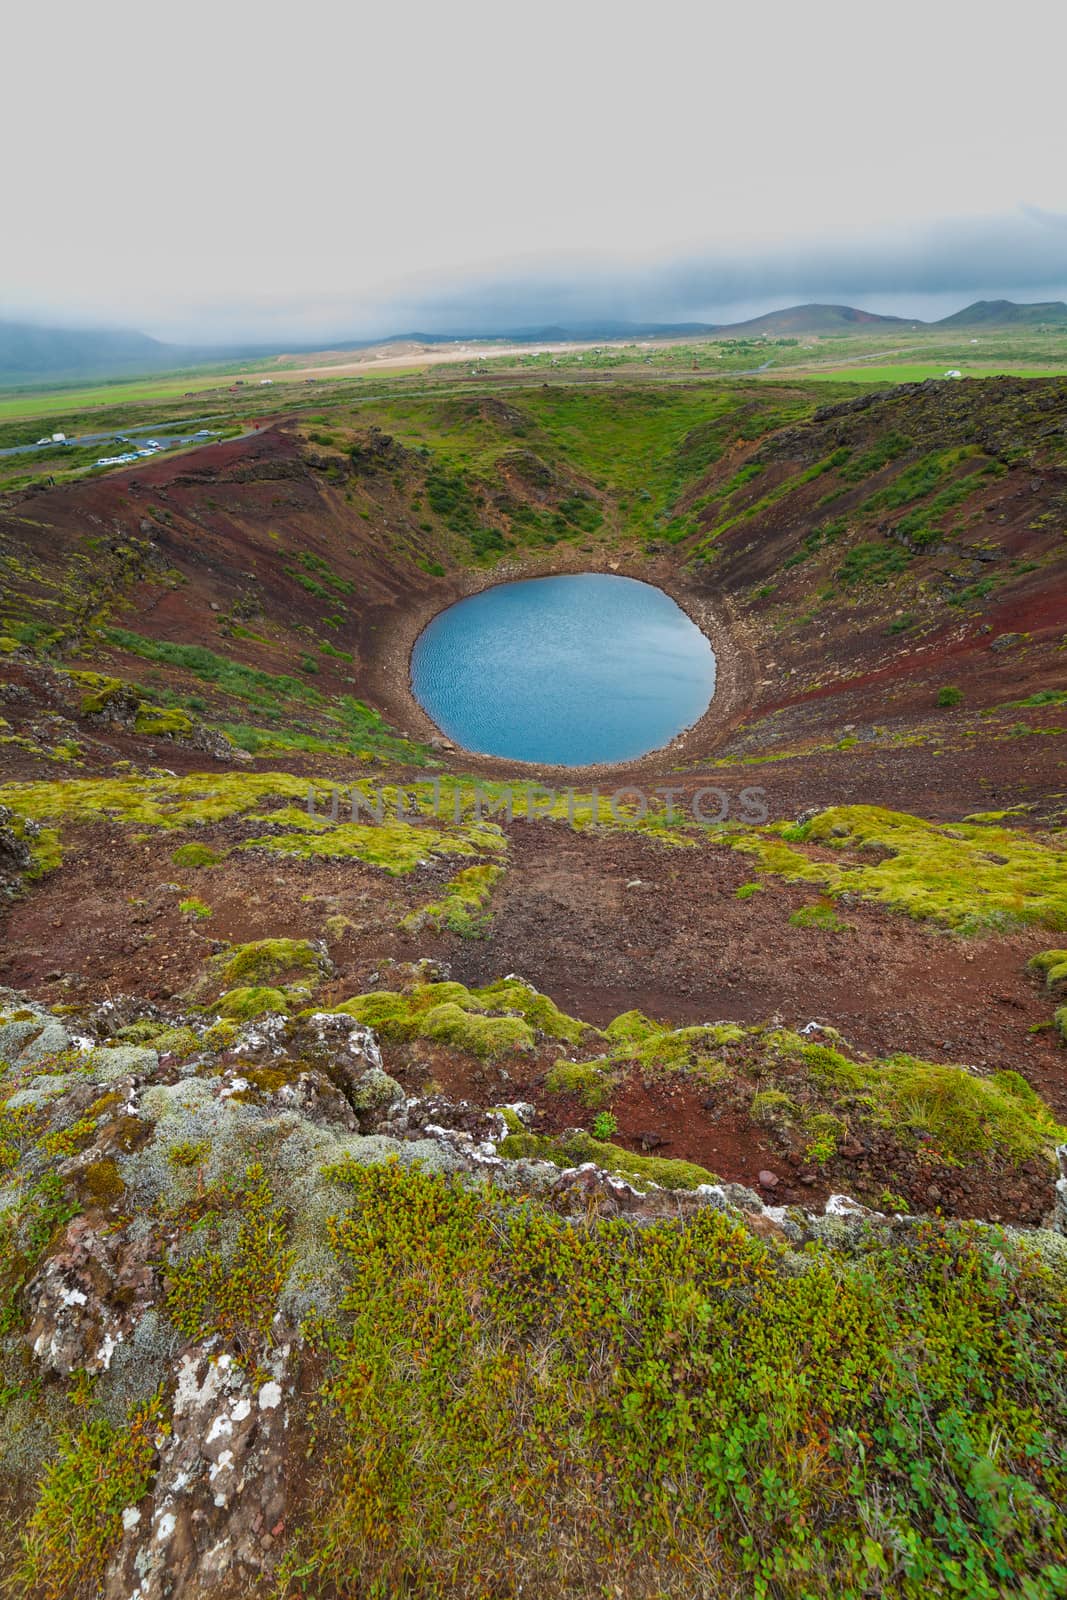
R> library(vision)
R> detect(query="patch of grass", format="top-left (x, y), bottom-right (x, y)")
top-left (102, 628), bottom-right (324, 710)
top-left (400, 862), bottom-right (503, 937)
top-left (170, 842), bottom-right (224, 868)
top-left (790, 903), bottom-right (847, 932)
top-left (178, 896), bottom-right (212, 920)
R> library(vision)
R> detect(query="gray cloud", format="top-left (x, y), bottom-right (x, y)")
top-left (363, 211), bottom-right (1067, 338)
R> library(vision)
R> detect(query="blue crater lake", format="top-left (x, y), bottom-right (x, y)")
top-left (410, 573), bottom-right (717, 766)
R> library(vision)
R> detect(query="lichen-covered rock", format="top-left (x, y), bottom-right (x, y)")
top-left (25, 1214), bottom-right (158, 1375)
top-left (84, 1044), bottom-right (160, 1080)
top-left (102, 1340), bottom-right (298, 1600)
top-left (1051, 1144), bottom-right (1067, 1236)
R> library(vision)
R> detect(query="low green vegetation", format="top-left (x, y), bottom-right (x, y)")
top-left (554, 1014), bottom-right (1065, 1170)
top-left (499, 1125), bottom-right (717, 1189)
top-left (164, 1163), bottom-right (293, 1350)
top-left (177, 896), bottom-right (212, 920)
top-left (729, 806), bottom-right (1067, 934)
top-left (286, 1159), bottom-right (1067, 1598)
top-left (1029, 949), bottom-right (1067, 992)
top-left (400, 862), bottom-right (503, 937)
top-left (335, 978), bottom-right (588, 1057)
top-left (15, 1394), bottom-right (163, 1597)
top-left (790, 903), bottom-right (848, 932)
top-left (215, 937), bottom-right (327, 989)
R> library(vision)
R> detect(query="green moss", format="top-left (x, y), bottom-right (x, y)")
top-left (544, 1060), bottom-right (616, 1108)
top-left (237, 1064), bottom-right (306, 1094)
top-left (334, 991), bottom-right (415, 1035)
top-left (733, 806), bottom-right (1067, 934)
top-left (0, 636), bottom-right (18, 655)
top-left (418, 1003), bottom-right (535, 1058)
top-left (215, 986), bottom-right (290, 1020)
top-left (1028, 949), bottom-right (1067, 991)
top-left (750, 1088), bottom-right (799, 1126)
top-left (217, 937), bottom-right (326, 988)
top-left (334, 978), bottom-right (584, 1053)
top-left (203, 1018), bottom-right (239, 1050)
top-left (876, 1054), bottom-right (1065, 1160)
top-left (170, 842), bottom-right (223, 868)
top-left (152, 1025), bottom-right (201, 1059)
top-left (72, 672), bottom-right (126, 715)
top-left (499, 1128), bottom-right (715, 1190)
top-left (401, 862), bottom-right (504, 935)
top-left (134, 705), bottom-right (195, 738)
top-left (178, 896), bottom-right (212, 920)
top-left (114, 1019), bottom-right (165, 1044)
top-left (0, 770), bottom-right (315, 832)
top-left (468, 980), bottom-right (587, 1045)
top-left (76, 1157), bottom-right (126, 1208)
top-left (629, 1022), bottom-right (745, 1076)
top-left (790, 903), bottom-right (848, 932)
top-left (1055, 1006), bottom-right (1067, 1045)
top-left (602, 1009), bottom-right (662, 1045)
top-left (242, 816), bottom-right (505, 876)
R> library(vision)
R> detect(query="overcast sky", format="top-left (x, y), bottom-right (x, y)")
top-left (5, 0), bottom-right (1066, 344)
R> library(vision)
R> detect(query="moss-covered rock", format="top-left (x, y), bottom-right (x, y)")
top-left (418, 1003), bottom-right (534, 1058)
top-left (499, 1127), bottom-right (716, 1190)
top-left (151, 1025), bottom-right (202, 1059)
top-left (544, 1059), bottom-right (616, 1108)
top-left (216, 938), bottom-right (329, 989)
top-left (1028, 949), bottom-right (1067, 991)
top-left (215, 986), bottom-right (290, 1020)
top-left (133, 705), bottom-right (196, 738)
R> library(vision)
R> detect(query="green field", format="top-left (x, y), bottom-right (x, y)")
top-left (805, 362), bottom-right (1067, 383)
top-left (0, 362), bottom-right (428, 425)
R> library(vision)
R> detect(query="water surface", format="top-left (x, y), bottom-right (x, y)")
top-left (410, 573), bottom-right (716, 765)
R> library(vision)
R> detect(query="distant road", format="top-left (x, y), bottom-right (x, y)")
top-left (0, 418), bottom-right (222, 460)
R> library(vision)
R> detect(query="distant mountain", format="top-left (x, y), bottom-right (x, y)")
top-left (708, 303), bottom-right (917, 337)
top-left (378, 321), bottom-right (720, 344)
top-left (5, 298), bottom-right (1067, 387)
top-left (0, 320), bottom-right (177, 383)
top-left (934, 299), bottom-right (1067, 328)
